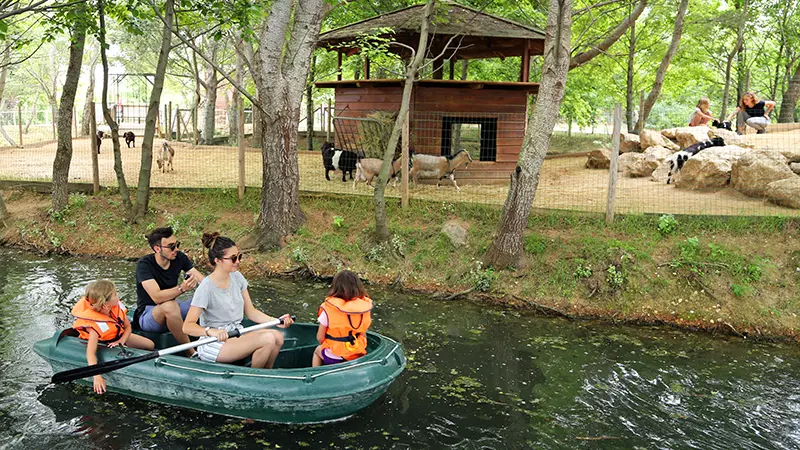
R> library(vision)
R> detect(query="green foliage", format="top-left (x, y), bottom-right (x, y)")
top-left (469, 260), bottom-right (497, 292)
top-left (574, 262), bottom-right (593, 279)
top-left (332, 216), bottom-right (344, 228)
top-left (292, 247), bottom-right (308, 264)
top-left (606, 264), bottom-right (625, 290)
top-left (658, 214), bottom-right (678, 236)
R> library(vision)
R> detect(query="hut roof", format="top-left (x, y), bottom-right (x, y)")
top-left (317, 2), bottom-right (545, 60)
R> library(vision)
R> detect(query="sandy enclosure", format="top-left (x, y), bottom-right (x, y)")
top-left (1, 130), bottom-right (798, 217)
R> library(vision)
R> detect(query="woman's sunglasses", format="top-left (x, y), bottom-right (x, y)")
top-left (160, 241), bottom-right (180, 251)
top-left (221, 254), bottom-right (245, 263)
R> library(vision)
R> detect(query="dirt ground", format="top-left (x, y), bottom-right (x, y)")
top-left (1, 130), bottom-right (798, 216)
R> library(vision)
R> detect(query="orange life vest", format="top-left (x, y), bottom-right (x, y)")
top-left (71, 297), bottom-right (127, 342)
top-left (319, 296), bottom-right (373, 360)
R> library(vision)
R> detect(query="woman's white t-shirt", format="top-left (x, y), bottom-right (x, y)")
top-left (191, 271), bottom-right (248, 330)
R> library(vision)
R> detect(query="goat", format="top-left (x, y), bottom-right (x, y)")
top-left (123, 131), bottom-right (136, 148)
top-left (409, 149), bottom-right (473, 191)
top-left (666, 137), bottom-right (725, 184)
top-left (353, 156), bottom-right (407, 190)
top-left (96, 130), bottom-right (104, 154)
top-left (712, 120), bottom-right (732, 131)
top-left (156, 141), bottom-right (175, 173)
top-left (321, 141), bottom-right (359, 182)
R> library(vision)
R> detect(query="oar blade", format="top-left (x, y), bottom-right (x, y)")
top-left (51, 352), bottom-right (157, 384)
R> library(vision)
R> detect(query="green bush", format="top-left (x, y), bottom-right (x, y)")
top-left (658, 214), bottom-right (678, 235)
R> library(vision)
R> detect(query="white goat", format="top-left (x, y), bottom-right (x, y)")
top-left (353, 157), bottom-right (405, 190)
top-left (156, 141), bottom-right (174, 173)
top-left (409, 149), bottom-right (473, 190)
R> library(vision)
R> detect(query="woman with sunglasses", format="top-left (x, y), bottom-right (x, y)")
top-left (183, 232), bottom-right (294, 367)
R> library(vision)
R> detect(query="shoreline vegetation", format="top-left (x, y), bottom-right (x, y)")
top-left (1, 187), bottom-right (799, 341)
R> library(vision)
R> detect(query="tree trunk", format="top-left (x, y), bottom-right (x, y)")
top-left (0, 49), bottom-right (11, 221)
top-left (251, 103), bottom-right (261, 146)
top-left (133, 0), bottom-right (173, 222)
top-left (625, 17), bottom-right (636, 132)
top-left (483, 0), bottom-right (573, 269)
top-left (633, 0), bottom-right (688, 132)
top-left (779, 61), bottom-right (800, 123)
top-left (98, 0), bottom-right (132, 215)
top-left (306, 55), bottom-right (315, 151)
top-left (51, 9), bottom-right (87, 212)
top-left (80, 54), bottom-right (98, 136)
top-left (0, 191), bottom-right (8, 224)
top-left (246, 0), bottom-right (328, 249)
top-left (720, 0), bottom-right (748, 119)
top-left (373, 0), bottom-right (435, 243)
top-left (202, 45), bottom-right (218, 144)
top-left (228, 88), bottom-right (238, 145)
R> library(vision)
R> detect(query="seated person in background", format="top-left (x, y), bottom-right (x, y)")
top-left (726, 92), bottom-right (776, 134)
top-left (73, 279), bottom-right (154, 394)
top-left (183, 232), bottom-right (293, 368)
top-left (134, 227), bottom-right (203, 356)
top-left (312, 270), bottom-right (373, 366)
top-left (689, 98), bottom-right (716, 127)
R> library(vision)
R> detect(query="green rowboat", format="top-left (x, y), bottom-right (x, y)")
top-left (33, 323), bottom-right (406, 423)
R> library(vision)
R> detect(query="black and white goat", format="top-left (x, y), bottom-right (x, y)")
top-left (321, 141), bottom-right (360, 182)
top-left (711, 120), bottom-right (732, 131)
top-left (666, 137), bottom-right (725, 184)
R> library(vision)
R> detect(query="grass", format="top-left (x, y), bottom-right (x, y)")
top-left (2, 188), bottom-right (800, 338)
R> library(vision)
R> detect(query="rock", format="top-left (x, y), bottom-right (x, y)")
top-left (585, 149), bottom-right (610, 169)
top-left (760, 145), bottom-right (800, 163)
top-left (661, 128), bottom-right (678, 139)
top-left (731, 150), bottom-right (795, 198)
top-left (791, 163), bottom-right (800, 175)
top-left (442, 221), bottom-right (468, 247)
top-left (620, 133), bottom-right (641, 153)
top-left (651, 160), bottom-right (672, 183)
top-left (765, 177), bottom-right (800, 209)
top-left (624, 146), bottom-right (671, 177)
top-left (640, 129), bottom-right (679, 151)
top-left (708, 128), bottom-right (752, 148)
top-left (673, 126), bottom-right (711, 149)
top-left (672, 146), bottom-right (749, 189)
top-left (618, 152), bottom-right (640, 173)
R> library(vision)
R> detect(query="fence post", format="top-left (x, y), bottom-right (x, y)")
top-left (176, 108), bottom-right (182, 141)
top-left (193, 106), bottom-right (198, 146)
top-left (89, 102), bottom-right (100, 195)
top-left (326, 98), bottom-right (332, 143)
top-left (606, 103), bottom-right (622, 225)
top-left (238, 95), bottom-right (245, 201)
top-left (401, 110), bottom-right (410, 208)
top-left (17, 104), bottom-right (23, 148)
top-left (168, 101), bottom-right (172, 139)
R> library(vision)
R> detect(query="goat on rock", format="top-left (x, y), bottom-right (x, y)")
top-left (666, 137), bottom-right (725, 184)
top-left (321, 141), bottom-right (360, 182)
top-left (409, 149), bottom-right (473, 191)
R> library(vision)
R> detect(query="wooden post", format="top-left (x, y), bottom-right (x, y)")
top-left (449, 59), bottom-right (455, 80)
top-left (168, 101), bottom-right (172, 139)
top-left (337, 52), bottom-right (342, 81)
top-left (401, 110), bottom-right (410, 208)
top-left (238, 95), bottom-right (245, 201)
top-left (363, 56), bottom-right (370, 80)
top-left (193, 106), bottom-right (198, 146)
top-left (638, 90), bottom-right (645, 134)
top-left (606, 104), bottom-right (622, 225)
top-left (89, 102), bottom-right (100, 195)
top-left (326, 98), bottom-right (332, 143)
top-left (522, 40), bottom-right (531, 82)
top-left (17, 104), bottom-right (23, 148)
top-left (176, 108), bottom-right (182, 141)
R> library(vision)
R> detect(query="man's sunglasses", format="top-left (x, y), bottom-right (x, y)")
top-left (221, 254), bottom-right (245, 263)
top-left (159, 241), bottom-right (181, 251)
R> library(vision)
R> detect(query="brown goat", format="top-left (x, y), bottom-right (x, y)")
top-left (409, 149), bottom-right (473, 190)
top-left (156, 141), bottom-right (174, 172)
top-left (353, 157), bottom-right (405, 190)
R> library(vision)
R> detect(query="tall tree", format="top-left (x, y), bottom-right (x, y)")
top-left (720, 0), bottom-right (748, 119)
top-left (133, 0), bottom-right (173, 221)
top-left (51, 5), bottom-right (89, 212)
top-left (633, 0), bottom-right (689, 132)
top-left (779, 61), bottom-right (800, 123)
top-left (484, 0), bottom-right (573, 268)
top-left (80, 46), bottom-right (98, 136)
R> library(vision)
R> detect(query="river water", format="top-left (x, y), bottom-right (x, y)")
top-left (1, 248), bottom-right (799, 449)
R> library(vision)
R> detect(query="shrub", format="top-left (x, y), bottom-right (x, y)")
top-left (658, 214), bottom-right (678, 235)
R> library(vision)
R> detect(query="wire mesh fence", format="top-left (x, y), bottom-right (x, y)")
top-left (1, 102), bottom-right (799, 218)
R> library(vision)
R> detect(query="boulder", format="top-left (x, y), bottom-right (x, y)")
top-left (624, 146), bottom-right (672, 177)
top-left (759, 145), bottom-right (800, 163)
top-left (661, 127), bottom-right (678, 139)
top-left (765, 177), bottom-right (800, 209)
top-left (641, 129), bottom-right (680, 151)
top-left (585, 149), bottom-right (610, 169)
top-left (673, 126), bottom-right (711, 149)
top-left (791, 163), bottom-right (800, 175)
top-left (708, 128), bottom-right (752, 148)
top-left (442, 221), bottom-right (468, 247)
top-left (620, 133), bottom-right (641, 153)
top-left (731, 150), bottom-right (795, 198)
top-left (617, 152), bottom-right (641, 173)
top-left (672, 146), bottom-right (749, 189)
top-left (651, 160), bottom-right (672, 183)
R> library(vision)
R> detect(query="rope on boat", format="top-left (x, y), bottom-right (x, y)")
top-left (153, 343), bottom-right (401, 381)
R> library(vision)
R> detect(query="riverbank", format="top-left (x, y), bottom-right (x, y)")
top-left (2, 188), bottom-right (799, 339)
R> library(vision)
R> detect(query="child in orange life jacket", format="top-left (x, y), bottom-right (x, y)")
top-left (312, 270), bottom-right (373, 367)
top-left (72, 280), bottom-right (154, 394)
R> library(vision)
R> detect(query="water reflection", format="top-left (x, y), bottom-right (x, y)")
top-left (1, 248), bottom-right (799, 449)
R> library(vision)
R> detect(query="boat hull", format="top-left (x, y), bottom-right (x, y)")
top-left (34, 323), bottom-right (405, 423)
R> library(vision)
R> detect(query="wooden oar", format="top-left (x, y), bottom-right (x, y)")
top-left (51, 315), bottom-right (294, 384)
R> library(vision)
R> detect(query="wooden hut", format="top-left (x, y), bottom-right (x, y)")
top-left (315, 2), bottom-right (545, 184)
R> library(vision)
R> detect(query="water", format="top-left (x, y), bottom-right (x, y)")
top-left (1, 248), bottom-right (800, 449)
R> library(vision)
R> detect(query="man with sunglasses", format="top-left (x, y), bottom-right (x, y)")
top-left (133, 227), bottom-right (204, 355)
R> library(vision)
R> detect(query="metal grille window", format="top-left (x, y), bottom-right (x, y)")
top-left (440, 117), bottom-right (498, 161)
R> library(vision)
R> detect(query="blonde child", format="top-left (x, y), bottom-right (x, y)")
top-left (689, 98), bottom-right (715, 127)
top-left (312, 270), bottom-right (373, 367)
top-left (72, 280), bottom-right (154, 394)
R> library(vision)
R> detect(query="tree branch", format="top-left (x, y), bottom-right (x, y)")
top-left (570, 0), bottom-right (646, 69)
